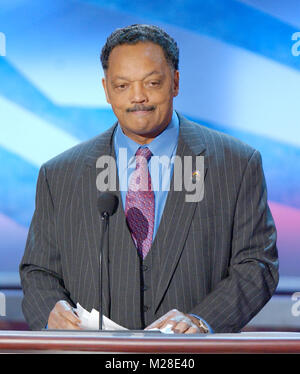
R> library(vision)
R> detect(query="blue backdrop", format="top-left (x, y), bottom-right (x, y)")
top-left (0, 0), bottom-right (299, 289)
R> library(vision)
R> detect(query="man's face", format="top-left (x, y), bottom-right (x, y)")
top-left (102, 42), bottom-right (179, 144)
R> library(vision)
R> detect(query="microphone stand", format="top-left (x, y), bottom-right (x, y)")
top-left (99, 211), bottom-right (109, 331)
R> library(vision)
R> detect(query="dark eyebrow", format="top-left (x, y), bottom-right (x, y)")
top-left (113, 70), bottom-right (163, 81)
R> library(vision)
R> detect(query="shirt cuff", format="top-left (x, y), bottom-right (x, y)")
top-left (189, 314), bottom-right (214, 333)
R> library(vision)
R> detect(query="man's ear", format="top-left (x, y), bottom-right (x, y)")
top-left (102, 77), bottom-right (111, 104)
top-left (173, 70), bottom-right (179, 98)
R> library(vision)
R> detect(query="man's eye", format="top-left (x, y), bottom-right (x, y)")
top-left (116, 84), bottom-right (127, 90)
top-left (149, 81), bottom-right (160, 86)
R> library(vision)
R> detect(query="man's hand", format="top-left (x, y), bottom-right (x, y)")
top-left (145, 309), bottom-right (208, 334)
top-left (48, 300), bottom-right (82, 330)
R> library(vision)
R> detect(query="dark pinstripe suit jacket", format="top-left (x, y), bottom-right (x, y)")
top-left (20, 113), bottom-right (279, 332)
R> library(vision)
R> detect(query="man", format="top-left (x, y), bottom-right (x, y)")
top-left (20, 24), bottom-right (279, 333)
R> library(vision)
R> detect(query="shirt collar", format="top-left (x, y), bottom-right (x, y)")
top-left (114, 111), bottom-right (179, 171)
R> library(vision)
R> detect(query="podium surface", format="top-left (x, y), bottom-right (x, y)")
top-left (0, 330), bottom-right (300, 353)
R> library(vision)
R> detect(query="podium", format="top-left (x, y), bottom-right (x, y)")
top-left (0, 330), bottom-right (300, 353)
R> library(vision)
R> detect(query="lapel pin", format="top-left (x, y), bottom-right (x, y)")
top-left (192, 170), bottom-right (201, 182)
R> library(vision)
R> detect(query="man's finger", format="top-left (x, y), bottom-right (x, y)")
top-left (48, 300), bottom-right (81, 330)
top-left (60, 308), bottom-right (81, 325)
top-left (58, 317), bottom-right (82, 330)
top-left (145, 309), bottom-right (178, 330)
top-left (57, 301), bottom-right (81, 325)
top-left (146, 317), bottom-right (175, 330)
top-left (51, 316), bottom-right (82, 330)
top-left (173, 320), bottom-right (195, 334)
top-left (185, 326), bottom-right (199, 334)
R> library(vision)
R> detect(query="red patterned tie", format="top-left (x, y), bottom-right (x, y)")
top-left (125, 147), bottom-right (154, 259)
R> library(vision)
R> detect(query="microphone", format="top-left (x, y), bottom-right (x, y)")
top-left (97, 192), bottom-right (119, 218)
top-left (97, 192), bottom-right (119, 330)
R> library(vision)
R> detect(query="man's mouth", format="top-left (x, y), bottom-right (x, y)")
top-left (126, 105), bottom-right (155, 113)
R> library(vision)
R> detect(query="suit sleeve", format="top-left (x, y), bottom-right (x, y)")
top-left (19, 165), bottom-right (73, 330)
top-left (189, 150), bottom-right (279, 333)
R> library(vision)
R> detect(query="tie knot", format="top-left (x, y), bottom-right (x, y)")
top-left (135, 147), bottom-right (152, 161)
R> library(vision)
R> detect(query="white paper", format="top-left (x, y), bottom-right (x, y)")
top-left (75, 303), bottom-right (173, 333)
top-left (148, 324), bottom-right (174, 334)
top-left (74, 303), bottom-right (128, 330)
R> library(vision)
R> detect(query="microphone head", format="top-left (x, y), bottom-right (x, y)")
top-left (97, 192), bottom-right (119, 217)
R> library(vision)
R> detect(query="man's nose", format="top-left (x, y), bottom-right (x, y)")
top-left (130, 82), bottom-right (148, 103)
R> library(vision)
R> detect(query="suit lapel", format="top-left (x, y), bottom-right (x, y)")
top-left (78, 125), bottom-right (117, 314)
top-left (152, 115), bottom-right (207, 312)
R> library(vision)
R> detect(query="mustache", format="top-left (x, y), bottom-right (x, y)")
top-left (126, 105), bottom-right (156, 113)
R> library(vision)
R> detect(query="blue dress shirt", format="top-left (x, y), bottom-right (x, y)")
top-left (114, 110), bottom-right (179, 241)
